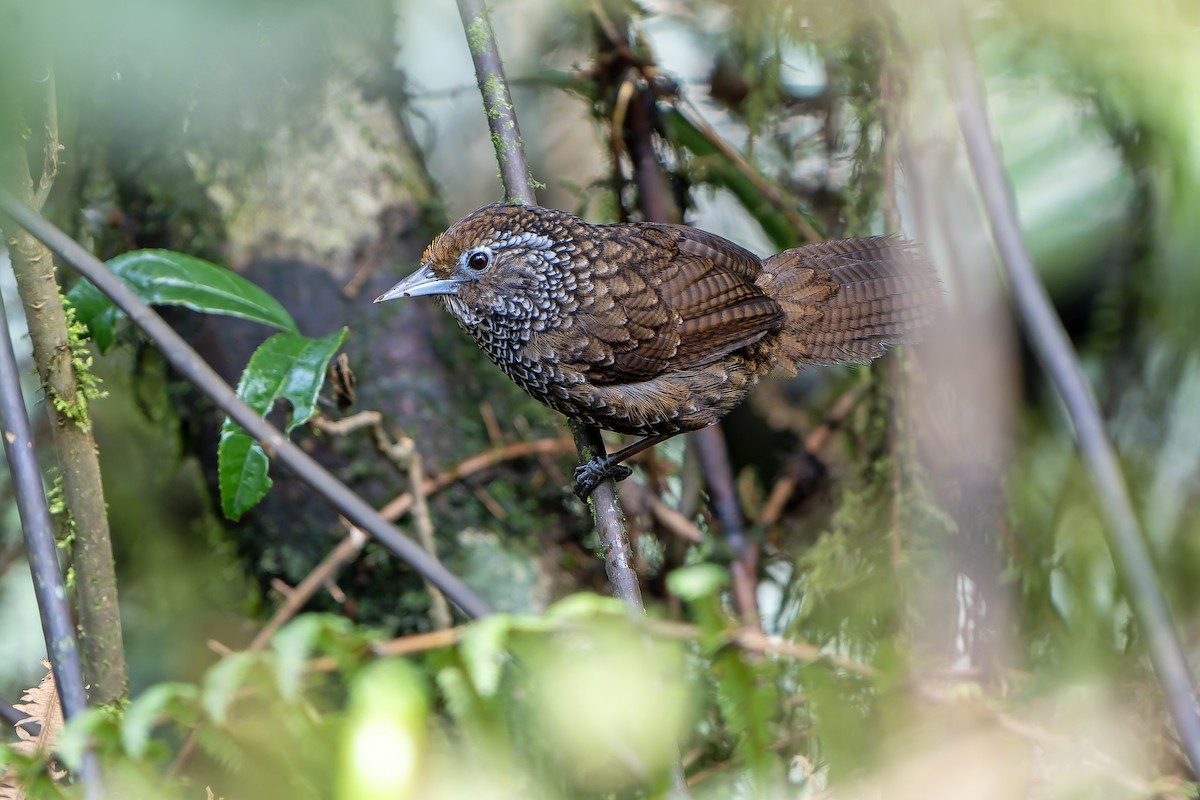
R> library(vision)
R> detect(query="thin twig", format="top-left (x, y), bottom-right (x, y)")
top-left (940, 0), bottom-right (1200, 772)
top-left (454, 0), bottom-right (536, 206)
top-left (677, 98), bottom-right (822, 243)
top-left (454, 0), bottom-right (642, 616)
top-left (471, 485), bottom-right (508, 520)
top-left (478, 401), bottom-right (503, 446)
top-left (572, 421), bottom-right (645, 611)
top-left (316, 411), bottom-right (454, 627)
top-left (315, 618), bottom-right (876, 678)
top-left (758, 384), bottom-right (865, 527)
top-left (248, 522), bottom-right (369, 651)
top-left (405, 445), bottom-right (453, 630)
top-left (377, 437), bottom-right (575, 520)
top-left (0, 191), bottom-right (492, 621)
top-left (0, 285), bottom-right (102, 798)
top-left (311, 410), bottom-right (382, 436)
top-left (373, 628), bottom-right (462, 659)
top-left (619, 480), bottom-right (704, 543)
top-left (692, 428), bottom-right (759, 628)
top-left (33, 67), bottom-right (61, 211)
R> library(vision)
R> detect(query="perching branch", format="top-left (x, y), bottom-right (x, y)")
top-left (941, 2), bottom-right (1200, 774)
top-left (454, 0), bottom-right (644, 615)
top-left (0, 190), bottom-right (493, 621)
top-left (455, 0), bottom-right (536, 207)
top-left (592, 13), bottom-right (760, 627)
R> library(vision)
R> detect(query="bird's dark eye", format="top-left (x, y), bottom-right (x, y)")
top-left (467, 251), bottom-right (491, 270)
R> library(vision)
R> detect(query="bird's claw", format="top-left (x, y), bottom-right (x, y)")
top-left (572, 456), bottom-right (633, 500)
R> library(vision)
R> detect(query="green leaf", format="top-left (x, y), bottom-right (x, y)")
top-left (666, 564), bottom-right (729, 601)
top-left (66, 279), bottom-right (121, 351)
top-left (459, 615), bottom-right (514, 697)
top-left (66, 249), bottom-right (299, 350)
top-left (434, 665), bottom-right (479, 726)
top-left (218, 428), bottom-right (271, 522)
top-left (233, 328), bottom-right (348, 435)
top-left (121, 683), bottom-right (199, 758)
top-left (543, 593), bottom-right (626, 623)
top-left (203, 652), bottom-right (257, 726)
top-left (56, 707), bottom-right (113, 771)
top-left (218, 328), bottom-right (347, 519)
top-left (272, 615), bottom-right (356, 700)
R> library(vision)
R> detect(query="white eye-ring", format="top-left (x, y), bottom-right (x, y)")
top-left (466, 249), bottom-right (491, 270)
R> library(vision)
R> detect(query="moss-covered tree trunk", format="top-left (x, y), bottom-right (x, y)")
top-left (0, 140), bottom-right (127, 704)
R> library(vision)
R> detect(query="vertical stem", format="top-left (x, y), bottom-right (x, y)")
top-left (454, 0), bottom-right (642, 614)
top-left (570, 422), bottom-right (643, 611)
top-left (1, 141), bottom-right (127, 705)
top-left (602, 19), bottom-right (760, 627)
top-left (0, 286), bottom-right (103, 799)
top-left (408, 449), bottom-right (453, 629)
top-left (691, 427), bottom-right (759, 627)
top-left (941, 0), bottom-right (1200, 771)
top-left (455, 0), bottom-right (536, 206)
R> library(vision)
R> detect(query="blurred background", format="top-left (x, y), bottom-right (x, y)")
top-left (2, 0), bottom-right (1199, 796)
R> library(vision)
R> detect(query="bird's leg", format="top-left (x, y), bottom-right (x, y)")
top-left (573, 433), bottom-right (674, 500)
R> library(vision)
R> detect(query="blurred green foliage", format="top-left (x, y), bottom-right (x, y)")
top-left (2, 0), bottom-right (1200, 796)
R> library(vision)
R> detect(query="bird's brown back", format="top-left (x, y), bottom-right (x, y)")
top-left (548, 221), bottom-right (784, 386)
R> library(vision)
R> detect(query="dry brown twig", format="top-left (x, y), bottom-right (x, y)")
top-left (311, 410), bottom-right (381, 436)
top-left (315, 412), bottom-right (481, 629)
top-left (758, 384), bottom-right (867, 527)
top-left (313, 412), bottom-right (576, 522)
top-left (399, 440), bottom-right (453, 630)
top-left (248, 520), bottom-right (369, 651)
top-left (377, 437), bottom-right (576, 520)
top-left (478, 401), bottom-right (503, 446)
top-left (308, 618), bottom-right (876, 678)
top-left (618, 479), bottom-right (704, 543)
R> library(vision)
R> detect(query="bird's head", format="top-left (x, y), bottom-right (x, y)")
top-left (374, 203), bottom-right (582, 329)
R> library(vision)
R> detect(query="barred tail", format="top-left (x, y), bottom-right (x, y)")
top-left (756, 236), bottom-right (942, 371)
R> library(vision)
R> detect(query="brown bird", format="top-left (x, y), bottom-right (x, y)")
top-left (376, 203), bottom-right (940, 499)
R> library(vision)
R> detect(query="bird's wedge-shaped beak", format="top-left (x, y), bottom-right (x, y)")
top-left (374, 264), bottom-right (460, 303)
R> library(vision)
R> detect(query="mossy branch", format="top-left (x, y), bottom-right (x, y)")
top-left (453, 0), bottom-right (642, 614)
top-left (456, 0), bottom-right (537, 205)
top-left (1, 100), bottom-right (128, 705)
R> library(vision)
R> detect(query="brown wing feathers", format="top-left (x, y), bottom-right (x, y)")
top-left (565, 225), bottom-right (936, 384)
top-left (655, 227), bottom-right (782, 371)
top-left (566, 224), bottom-right (784, 385)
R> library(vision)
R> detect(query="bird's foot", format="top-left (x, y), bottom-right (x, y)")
top-left (573, 456), bottom-right (633, 500)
